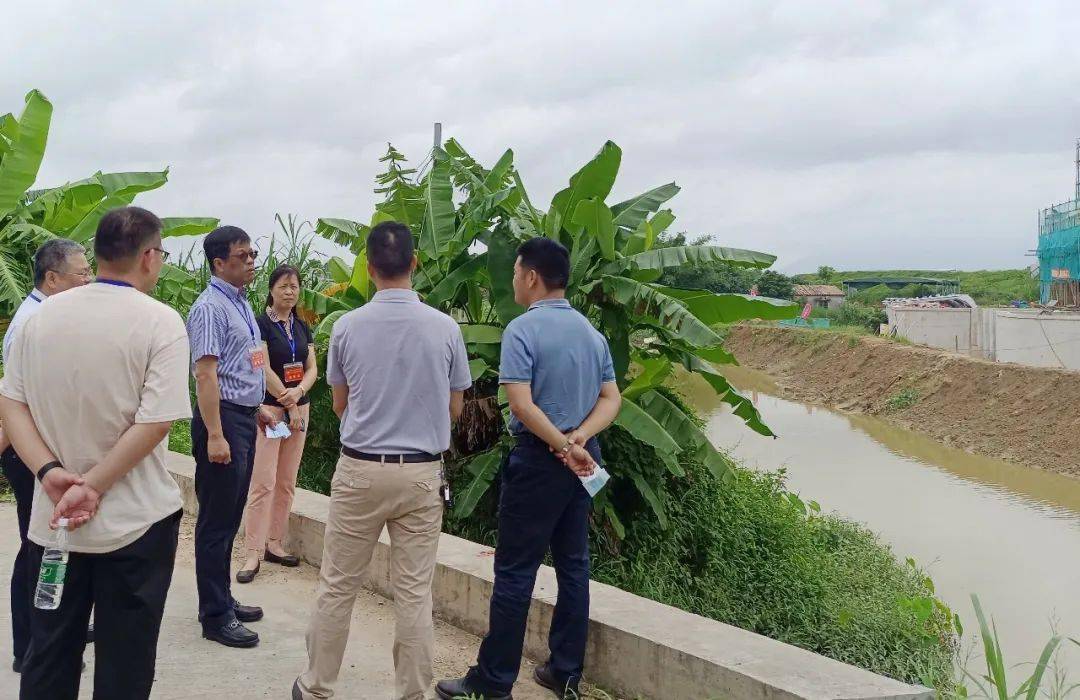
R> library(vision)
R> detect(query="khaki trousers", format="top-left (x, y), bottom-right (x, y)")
top-left (244, 404), bottom-right (308, 555)
top-left (299, 454), bottom-right (444, 700)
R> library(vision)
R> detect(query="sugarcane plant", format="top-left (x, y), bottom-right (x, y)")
top-left (305, 139), bottom-right (798, 535)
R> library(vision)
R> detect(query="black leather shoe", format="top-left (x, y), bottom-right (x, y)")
top-left (265, 549), bottom-right (300, 567)
top-left (86, 622), bottom-right (94, 644)
top-left (203, 618), bottom-right (259, 648)
top-left (436, 673), bottom-right (513, 700)
top-left (236, 563), bottom-right (259, 584)
top-left (534, 664), bottom-right (579, 699)
top-left (233, 601), bottom-right (263, 623)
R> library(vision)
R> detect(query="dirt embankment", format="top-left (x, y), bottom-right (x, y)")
top-left (726, 325), bottom-right (1080, 476)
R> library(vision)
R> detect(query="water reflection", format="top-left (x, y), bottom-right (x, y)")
top-left (682, 364), bottom-right (1080, 679)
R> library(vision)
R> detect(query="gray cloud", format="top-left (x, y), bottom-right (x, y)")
top-left (5, 0), bottom-right (1078, 271)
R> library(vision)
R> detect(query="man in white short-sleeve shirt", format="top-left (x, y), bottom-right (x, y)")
top-left (0, 206), bottom-right (191, 700)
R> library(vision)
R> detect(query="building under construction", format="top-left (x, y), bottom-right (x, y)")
top-left (1037, 141), bottom-right (1080, 306)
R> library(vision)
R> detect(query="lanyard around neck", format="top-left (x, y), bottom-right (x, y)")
top-left (210, 279), bottom-right (256, 342)
top-left (96, 278), bottom-right (134, 288)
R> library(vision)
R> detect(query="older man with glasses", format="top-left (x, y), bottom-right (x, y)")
top-left (0, 238), bottom-right (92, 674)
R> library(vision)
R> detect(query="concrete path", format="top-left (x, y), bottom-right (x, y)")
top-left (0, 503), bottom-right (559, 699)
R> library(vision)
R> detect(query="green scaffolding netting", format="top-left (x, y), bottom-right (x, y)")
top-left (1037, 225), bottom-right (1080, 303)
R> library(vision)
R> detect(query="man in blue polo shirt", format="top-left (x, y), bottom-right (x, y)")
top-left (187, 225), bottom-right (272, 648)
top-left (438, 237), bottom-right (622, 700)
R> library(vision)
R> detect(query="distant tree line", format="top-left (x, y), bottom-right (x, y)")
top-left (657, 232), bottom-right (795, 299)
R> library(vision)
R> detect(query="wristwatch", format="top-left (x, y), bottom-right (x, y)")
top-left (37, 460), bottom-right (62, 483)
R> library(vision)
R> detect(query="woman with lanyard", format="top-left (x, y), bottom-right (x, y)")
top-left (237, 264), bottom-right (318, 583)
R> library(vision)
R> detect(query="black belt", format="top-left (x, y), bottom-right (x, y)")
top-left (341, 446), bottom-right (441, 463)
top-left (220, 400), bottom-right (259, 416)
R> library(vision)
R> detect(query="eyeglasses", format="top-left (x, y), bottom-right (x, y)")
top-left (230, 250), bottom-right (259, 261)
top-left (60, 269), bottom-right (94, 280)
top-left (150, 247), bottom-right (171, 262)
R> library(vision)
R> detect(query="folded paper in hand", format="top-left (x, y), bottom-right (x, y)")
top-left (265, 422), bottom-right (291, 439)
top-left (579, 465), bottom-right (611, 498)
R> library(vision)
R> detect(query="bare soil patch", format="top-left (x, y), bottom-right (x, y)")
top-left (726, 325), bottom-right (1080, 475)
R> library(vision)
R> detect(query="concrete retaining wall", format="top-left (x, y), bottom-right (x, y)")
top-left (993, 310), bottom-right (1080, 368)
top-left (888, 307), bottom-right (1080, 370)
top-left (886, 307), bottom-right (973, 353)
top-left (166, 452), bottom-right (930, 700)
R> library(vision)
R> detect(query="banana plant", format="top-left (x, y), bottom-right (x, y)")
top-left (307, 140), bottom-right (799, 534)
top-left (0, 89), bottom-right (217, 314)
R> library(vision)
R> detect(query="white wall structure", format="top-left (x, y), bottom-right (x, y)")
top-left (887, 307), bottom-right (973, 353)
top-left (992, 310), bottom-right (1080, 369)
top-left (887, 306), bottom-right (1080, 370)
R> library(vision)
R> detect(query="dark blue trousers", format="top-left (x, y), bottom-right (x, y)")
top-left (3, 446), bottom-right (34, 663)
top-left (474, 435), bottom-right (598, 693)
top-left (192, 402), bottom-right (257, 627)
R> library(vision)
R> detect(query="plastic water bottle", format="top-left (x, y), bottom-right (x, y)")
top-left (35, 518), bottom-right (70, 610)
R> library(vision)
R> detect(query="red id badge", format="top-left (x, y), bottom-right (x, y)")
top-left (249, 346), bottom-right (266, 369)
top-left (283, 361), bottom-right (304, 383)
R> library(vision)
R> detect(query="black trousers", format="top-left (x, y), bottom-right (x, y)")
top-left (20, 509), bottom-right (181, 700)
top-left (2, 446), bottom-right (34, 662)
top-left (474, 435), bottom-right (598, 694)
top-left (192, 402), bottom-right (257, 627)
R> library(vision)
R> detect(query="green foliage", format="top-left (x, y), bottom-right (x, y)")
top-left (817, 265), bottom-right (837, 283)
top-left (957, 594), bottom-right (1062, 700)
top-left (886, 389), bottom-right (920, 412)
top-left (655, 232), bottom-right (795, 300)
top-left (305, 140), bottom-right (800, 535)
top-left (584, 431), bottom-right (955, 687)
top-left (831, 301), bottom-right (888, 332)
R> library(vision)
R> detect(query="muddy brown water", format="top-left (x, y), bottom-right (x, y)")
top-left (683, 364), bottom-right (1080, 683)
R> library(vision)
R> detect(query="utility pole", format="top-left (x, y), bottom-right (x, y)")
top-left (1074, 138), bottom-right (1079, 202)
top-left (433, 122), bottom-right (442, 150)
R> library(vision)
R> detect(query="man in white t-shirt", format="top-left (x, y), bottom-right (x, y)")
top-left (0, 206), bottom-right (192, 700)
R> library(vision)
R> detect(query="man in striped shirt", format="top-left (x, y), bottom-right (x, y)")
top-left (187, 226), bottom-right (272, 649)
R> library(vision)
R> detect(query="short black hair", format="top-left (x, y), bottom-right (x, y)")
top-left (517, 237), bottom-right (570, 290)
top-left (203, 225), bottom-right (251, 271)
top-left (93, 207), bottom-right (162, 263)
top-left (33, 239), bottom-right (85, 286)
top-left (366, 221), bottom-right (414, 278)
top-left (265, 264), bottom-right (301, 308)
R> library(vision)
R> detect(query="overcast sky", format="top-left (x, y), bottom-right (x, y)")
top-left (6, 1), bottom-right (1080, 272)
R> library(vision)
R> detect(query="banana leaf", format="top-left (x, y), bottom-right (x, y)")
top-left (453, 445), bottom-right (507, 519)
top-left (571, 198), bottom-right (615, 261)
top-left (601, 275), bottom-right (722, 348)
top-left (638, 390), bottom-right (732, 481)
top-left (0, 90), bottom-right (51, 218)
top-left (658, 286), bottom-right (799, 324)
top-left (161, 217), bottom-right (219, 238)
top-left (419, 156), bottom-right (455, 261)
top-left (605, 245), bottom-right (777, 276)
top-left (611, 182), bottom-right (680, 231)
top-left (548, 140), bottom-right (621, 237)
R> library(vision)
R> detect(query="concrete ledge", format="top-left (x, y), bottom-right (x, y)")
top-left (168, 451), bottom-right (932, 700)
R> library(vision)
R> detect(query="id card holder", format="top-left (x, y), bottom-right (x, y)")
top-left (249, 346), bottom-right (266, 370)
top-left (283, 361), bottom-right (304, 383)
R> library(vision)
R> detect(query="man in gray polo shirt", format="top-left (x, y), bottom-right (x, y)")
top-left (294, 221), bottom-right (471, 700)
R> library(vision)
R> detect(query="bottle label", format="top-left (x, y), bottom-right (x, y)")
top-left (39, 560), bottom-right (66, 585)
